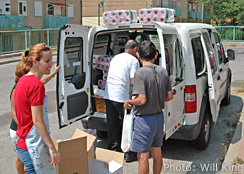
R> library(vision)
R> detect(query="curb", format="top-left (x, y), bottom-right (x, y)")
top-left (0, 52), bottom-right (57, 65)
top-left (220, 103), bottom-right (244, 174)
top-left (0, 52), bottom-right (22, 59)
top-left (0, 57), bottom-right (21, 65)
top-left (222, 41), bottom-right (244, 47)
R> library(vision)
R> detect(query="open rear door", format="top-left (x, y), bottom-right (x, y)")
top-left (156, 24), bottom-right (184, 139)
top-left (201, 30), bottom-right (221, 123)
top-left (57, 24), bottom-right (91, 128)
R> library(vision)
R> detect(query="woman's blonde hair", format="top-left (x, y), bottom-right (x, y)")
top-left (21, 43), bottom-right (51, 69)
top-left (15, 61), bottom-right (31, 83)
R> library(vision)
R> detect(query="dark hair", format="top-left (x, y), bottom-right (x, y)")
top-left (21, 43), bottom-right (51, 69)
top-left (124, 40), bottom-right (138, 50)
top-left (137, 41), bottom-right (157, 61)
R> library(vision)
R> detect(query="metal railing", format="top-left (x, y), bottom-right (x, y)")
top-left (162, 6), bottom-right (182, 16)
top-left (43, 16), bottom-right (70, 29)
top-left (188, 10), bottom-right (201, 18)
top-left (0, 15), bottom-right (24, 30)
top-left (215, 26), bottom-right (244, 41)
top-left (0, 28), bottom-right (59, 55)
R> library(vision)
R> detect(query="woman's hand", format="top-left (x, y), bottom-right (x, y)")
top-left (53, 64), bottom-right (60, 75)
top-left (49, 146), bottom-right (61, 166)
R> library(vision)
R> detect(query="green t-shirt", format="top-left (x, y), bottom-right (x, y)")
top-left (10, 84), bottom-right (17, 131)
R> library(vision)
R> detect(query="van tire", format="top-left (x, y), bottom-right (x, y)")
top-left (221, 81), bottom-right (231, 106)
top-left (192, 109), bottom-right (211, 149)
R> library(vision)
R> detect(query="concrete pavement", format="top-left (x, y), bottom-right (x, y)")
top-left (220, 94), bottom-right (244, 174)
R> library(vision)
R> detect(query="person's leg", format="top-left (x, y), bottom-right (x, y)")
top-left (16, 146), bottom-right (36, 174)
top-left (9, 129), bottom-right (25, 174)
top-left (105, 99), bottom-right (121, 151)
top-left (150, 147), bottom-right (162, 174)
top-left (137, 152), bottom-right (150, 174)
top-left (150, 112), bottom-right (164, 174)
top-left (16, 153), bottom-right (25, 174)
top-left (113, 101), bottom-right (124, 146)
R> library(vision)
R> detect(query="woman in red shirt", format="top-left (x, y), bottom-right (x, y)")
top-left (14, 43), bottom-right (61, 174)
top-left (10, 60), bottom-right (60, 174)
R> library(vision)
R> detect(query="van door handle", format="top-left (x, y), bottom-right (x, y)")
top-left (173, 89), bottom-right (177, 95)
top-left (219, 68), bottom-right (223, 72)
top-left (217, 75), bottom-right (221, 81)
top-left (59, 102), bottom-right (64, 109)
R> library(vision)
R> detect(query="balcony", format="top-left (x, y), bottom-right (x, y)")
top-left (0, 15), bottom-right (24, 30)
top-left (188, 10), bottom-right (201, 18)
top-left (162, 6), bottom-right (182, 17)
top-left (44, 16), bottom-right (70, 29)
top-left (203, 13), bottom-right (213, 19)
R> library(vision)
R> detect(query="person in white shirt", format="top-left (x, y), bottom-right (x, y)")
top-left (104, 40), bottom-right (139, 162)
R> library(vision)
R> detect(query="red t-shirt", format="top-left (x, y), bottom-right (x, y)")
top-left (15, 75), bottom-right (45, 150)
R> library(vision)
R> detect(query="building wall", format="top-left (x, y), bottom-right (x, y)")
top-left (67, 0), bottom-right (81, 25)
top-left (8, 0), bottom-right (81, 29)
top-left (4, 0), bottom-right (211, 29)
top-left (26, 1), bottom-right (43, 29)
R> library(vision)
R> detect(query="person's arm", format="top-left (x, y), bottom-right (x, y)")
top-left (41, 65), bottom-right (60, 85)
top-left (166, 91), bottom-right (173, 101)
top-left (31, 105), bottom-right (61, 165)
top-left (130, 59), bottom-right (140, 85)
top-left (10, 89), bottom-right (18, 123)
top-left (124, 94), bottom-right (146, 109)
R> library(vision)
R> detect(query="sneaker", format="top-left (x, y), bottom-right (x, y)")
top-left (124, 151), bottom-right (137, 163)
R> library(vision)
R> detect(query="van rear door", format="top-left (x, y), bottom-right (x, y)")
top-left (156, 23), bottom-right (184, 139)
top-left (201, 29), bottom-right (221, 122)
top-left (57, 24), bottom-right (91, 128)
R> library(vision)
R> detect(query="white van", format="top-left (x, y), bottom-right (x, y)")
top-left (56, 22), bottom-right (235, 149)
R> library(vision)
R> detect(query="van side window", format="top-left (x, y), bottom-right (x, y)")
top-left (94, 35), bottom-right (110, 55)
top-left (64, 37), bottom-right (85, 89)
top-left (174, 39), bottom-right (183, 83)
top-left (114, 37), bottom-right (127, 55)
top-left (149, 34), bottom-right (161, 53)
top-left (213, 32), bottom-right (226, 64)
top-left (202, 33), bottom-right (217, 74)
top-left (191, 36), bottom-right (205, 77)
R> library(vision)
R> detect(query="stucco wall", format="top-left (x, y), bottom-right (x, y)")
top-left (9, 0), bottom-right (81, 29)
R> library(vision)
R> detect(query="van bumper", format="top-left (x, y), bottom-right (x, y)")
top-left (81, 112), bottom-right (108, 132)
top-left (170, 121), bottom-right (201, 141)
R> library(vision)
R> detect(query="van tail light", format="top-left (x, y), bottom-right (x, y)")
top-left (185, 85), bottom-right (197, 113)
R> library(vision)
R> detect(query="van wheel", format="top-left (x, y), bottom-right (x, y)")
top-left (193, 110), bottom-right (211, 149)
top-left (221, 81), bottom-right (231, 105)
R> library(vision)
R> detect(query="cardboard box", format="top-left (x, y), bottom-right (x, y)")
top-left (92, 95), bottom-right (106, 113)
top-left (88, 148), bottom-right (124, 174)
top-left (72, 128), bottom-right (97, 158)
top-left (53, 129), bottom-right (97, 174)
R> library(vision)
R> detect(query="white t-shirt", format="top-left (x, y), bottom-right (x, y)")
top-left (104, 52), bottom-right (140, 103)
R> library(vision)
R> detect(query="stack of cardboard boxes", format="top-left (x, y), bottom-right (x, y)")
top-left (53, 129), bottom-right (124, 174)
